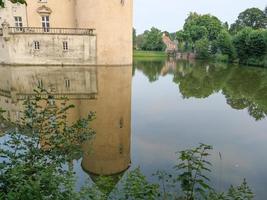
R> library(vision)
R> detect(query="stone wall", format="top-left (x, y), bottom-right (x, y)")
top-left (0, 27), bottom-right (97, 65)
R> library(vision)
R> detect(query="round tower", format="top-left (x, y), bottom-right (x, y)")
top-left (75, 0), bottom-right (133, 65)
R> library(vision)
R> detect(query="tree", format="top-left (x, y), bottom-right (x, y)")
top-left (140, 27), bottom-right (165, 51)
top-left (233, 27), bottom-right (267, 63)
top-left (184, 13), bottom-right (223, 42)
top-left (135, 34), bottom-right (144, 50)
top-left (133, 28), bottom-right (137, 49)
top-left (230, 8), bottom-right (267, 33)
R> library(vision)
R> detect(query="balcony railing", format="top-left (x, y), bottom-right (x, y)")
top-left (8, 27), bottom-right (95, 35)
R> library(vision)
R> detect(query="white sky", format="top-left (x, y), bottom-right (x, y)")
top-left (134, 0), bottom-right (266, 34)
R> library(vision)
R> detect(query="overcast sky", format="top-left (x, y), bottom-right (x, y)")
top-left (134, 0), bottom-right (266, 34)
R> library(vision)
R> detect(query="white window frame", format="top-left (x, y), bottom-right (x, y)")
top-left (65, 79), bottom-right (70, 88)
top-left (14, 16), bottom-right (23, 31)
top-left (41, 15), bottom-right (50, 32)
top-left (63, 41), bottom-right (68, 51)
top-left (33, 41), bottom-right (40, 50)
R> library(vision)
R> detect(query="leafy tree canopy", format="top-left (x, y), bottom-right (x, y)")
top-left (230, 8), bottom-right (267, 34)
top-left (140, 27), bottom-right (165, 51)
top-left (184, 12), bottom-right (223, 41)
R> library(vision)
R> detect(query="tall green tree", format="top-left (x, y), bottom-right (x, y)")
top-left (184, 13), bottom-right (223, 42)
top-left (230, 8), bottom-right (267, 33)
top-left (133, 28), bottom-right (137, 49)
top-left (141, 27), bottom-right (165, 51)
top-left (233, 27), bottom-right (267, 64)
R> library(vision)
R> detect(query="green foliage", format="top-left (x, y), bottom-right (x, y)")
top-left (184, 13), bottom-right (223, 42)
top-left (151, 143), bottom-right (255, 200)
top-left (175, 144), bottom-right (213, 200)
top-left (230, 8), bottom-right (267, 34)
top-left (0, 88), bottom-right (95, 199)
top-left (175, 9), bottom-right (267, 67)
top-left (133, 28), bottom-right (137, 49)
top-left (141, 27), bottom-right (165, 51)
top-left (195, 38), bottom-right (210, 59)
top-left (227, 179), bottom-right (254, 200)
top-left (120, 168), bottom-right (160, 200)
top-left (233, 28), bottom-right (267, 65)
top-left (153, 170), bottom-right (177, 199)
top-left (216, 30), bottom-right (236, 60)
top-left (187, 25), bottom-right (208, 43)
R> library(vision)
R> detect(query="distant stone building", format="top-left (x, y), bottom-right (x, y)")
top-left (162, 33), bottom-right (178, 55)
top-left (0, 0), bottom-right (133, 65)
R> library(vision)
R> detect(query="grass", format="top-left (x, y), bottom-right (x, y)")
top-left (134, 50), bottom-right (167, 58)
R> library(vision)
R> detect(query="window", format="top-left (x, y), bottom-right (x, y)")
top-left (63, 41), bottom-right (68, 51)
top-left (41, 16), bottom-right (50, 32)
top-left (65, 79), bottom-right (70, 88)
top-left (37, 79), bottom-right (43, 88)
top-left (34, 41), bottom-right (40, 50)
top-left (14, 16), bottom-right (23, 31)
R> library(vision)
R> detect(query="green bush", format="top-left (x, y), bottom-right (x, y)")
top-left (233, 28), bottom-right (267, 65)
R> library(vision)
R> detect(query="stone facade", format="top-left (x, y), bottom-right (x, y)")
top-left (0, 0), bottom-right (133, 65)
top-left (0, 25), bottom-right (96, 65)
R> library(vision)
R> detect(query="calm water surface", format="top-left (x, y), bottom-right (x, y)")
top-left (1, 59), bottom-right (267, 199)
top-left (131, 58), bottom-right (267, 200)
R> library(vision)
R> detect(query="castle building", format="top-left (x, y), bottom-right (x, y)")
top-left (0, 0), bottom-right (133, 65)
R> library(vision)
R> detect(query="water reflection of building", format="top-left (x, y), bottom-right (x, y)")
top-left (0, 65), bottom-right (132, 176)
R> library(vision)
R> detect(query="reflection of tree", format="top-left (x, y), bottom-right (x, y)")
top-left (222, 68), bottom-right (267, 120)
top-left (173, 62), bottom-right (231, 99)
top-left (133, 59), bottom-right (165, 82)
top-left (133, 58), bottom-right (267, 120)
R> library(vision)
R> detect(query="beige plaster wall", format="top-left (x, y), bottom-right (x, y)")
top-left (26, 0), bottom-right (76, 28)
top-left (75, 0), bottom-right (133, 65)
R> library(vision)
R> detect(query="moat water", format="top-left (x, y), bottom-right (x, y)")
top-left (1, 58), bottom-right (267, 199)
